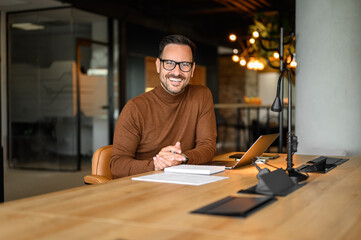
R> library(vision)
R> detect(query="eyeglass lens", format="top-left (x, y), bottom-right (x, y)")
top-left (162, 60), bottom-right (192, 72)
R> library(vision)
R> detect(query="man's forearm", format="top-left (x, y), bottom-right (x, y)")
top-left (110, 155), bottom-right (154, 178)
top-left (182, 142), bottom-right (216, 165)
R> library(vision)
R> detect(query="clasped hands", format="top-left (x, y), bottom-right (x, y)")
top-left (153, 142), bottom-right (186, 171)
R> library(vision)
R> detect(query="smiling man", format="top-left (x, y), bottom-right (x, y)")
top-left (110, 35), bottom-right (217, 178)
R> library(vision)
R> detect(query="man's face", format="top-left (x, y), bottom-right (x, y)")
top-left (156, 44), bottom-right (195, 95)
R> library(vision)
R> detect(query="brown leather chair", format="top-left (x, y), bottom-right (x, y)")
top-left (84, 145), bottom-right (113, 184)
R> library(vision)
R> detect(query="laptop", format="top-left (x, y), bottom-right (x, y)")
top-left (208, 133), bottom-right (279, 169)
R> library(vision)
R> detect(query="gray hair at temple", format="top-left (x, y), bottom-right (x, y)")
top-left (159, 35), bottom-right (196, 62)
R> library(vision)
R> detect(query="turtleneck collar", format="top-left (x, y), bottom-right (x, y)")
top-left (153, 84), bottom-right (189, 104)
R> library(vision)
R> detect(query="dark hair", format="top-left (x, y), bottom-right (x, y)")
top-left (159, 35), bottom-right (196, 62)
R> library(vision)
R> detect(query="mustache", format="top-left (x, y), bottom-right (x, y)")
top-left (166, 73), bottom-right (186, 80)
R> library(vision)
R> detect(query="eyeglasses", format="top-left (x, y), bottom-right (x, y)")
top-left (159, 59), bottom-right (193, 72)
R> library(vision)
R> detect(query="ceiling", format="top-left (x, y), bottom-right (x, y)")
top-left (58, 0), bottom-right (295, 48)
top-left (0, 0), bottom-right (69, 12)
top-left (0, 0), bottom-right (295, 48)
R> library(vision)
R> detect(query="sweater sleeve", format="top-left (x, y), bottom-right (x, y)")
top-left (183, 88), bottom-right (217, 164)
top-left (110, 101), bottom-right (154, 178)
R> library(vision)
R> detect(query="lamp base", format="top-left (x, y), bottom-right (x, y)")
top-left (287, 168), bottom-right (308, 183)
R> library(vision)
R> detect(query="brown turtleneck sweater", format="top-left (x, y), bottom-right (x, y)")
top-left (110, 84), bottom-right (217, 178)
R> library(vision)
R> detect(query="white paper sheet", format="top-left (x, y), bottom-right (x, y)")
top-left (132, 172), bottom-right (228, 186)
top-left (164, 165), bottom-right (225, 175)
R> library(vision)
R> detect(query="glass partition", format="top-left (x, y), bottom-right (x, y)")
top-left (8, 8), bottom-right (109, 170)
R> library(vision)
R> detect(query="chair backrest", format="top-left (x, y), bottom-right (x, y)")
top-left (92, 145), bottom-right (113, 180)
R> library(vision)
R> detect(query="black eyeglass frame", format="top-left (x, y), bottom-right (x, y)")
top-left (159, 58), bottom-right (194, 72)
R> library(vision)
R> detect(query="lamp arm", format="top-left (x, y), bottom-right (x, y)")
top-left (257, 29), bottom-right (294, 51)
top-left (287, 48), bottom-right (293, 58)
top-left (286, 68), bottom-right (294, 169)
top-left (291, 68), bottom-right (295, 76)
top-left (257, 29), bottom-right (282, 41)
top-left (256, 29), bottom-right (279, 51)
top-left (259, 38), bottom-right (279, 52)
top-left (266, 57), bottom-right (280, 69)
top-left (285, 67), bottom-right (308, 182)
top-left (276, 68), bottom-right (287, 98)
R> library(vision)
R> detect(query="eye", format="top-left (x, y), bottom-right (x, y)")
top-left (181, 62), bottom-right (191, 67)
top-left (164, 60), bottom-right (175, 66)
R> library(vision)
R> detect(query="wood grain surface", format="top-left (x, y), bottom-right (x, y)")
top-left (0, 153), bottom-right (360, 240)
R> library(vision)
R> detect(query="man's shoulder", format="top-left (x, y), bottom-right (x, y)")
top-left (187, 85), bottom-right (212, 101)
top-left (121, 91), bottom-right (155, 119)
top-left (187, 85), bottom-right (211, 95)
top-left (127, 90), bottom-right (155, 105)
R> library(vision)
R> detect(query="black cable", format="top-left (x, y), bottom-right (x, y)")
top-left (264, 162), bottom-right (279, 169)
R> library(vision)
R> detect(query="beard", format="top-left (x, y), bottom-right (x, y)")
top-left (160, 73), bottom-right (188, 95)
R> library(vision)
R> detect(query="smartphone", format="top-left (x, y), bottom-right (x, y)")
top-left (258, 154), bottom-right (280, 159)
top-left (229, 154), bottom-right (244, 159)
top-left (229, 153), bottom-right (280, 159)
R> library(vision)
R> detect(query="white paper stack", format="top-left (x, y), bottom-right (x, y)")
top-left (132, 172), bottom-right (228, 186)
top-left (164, 165), bottom-right (225, 175)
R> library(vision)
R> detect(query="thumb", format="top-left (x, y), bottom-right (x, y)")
top-left (174, 142), bottom-right (182, 152)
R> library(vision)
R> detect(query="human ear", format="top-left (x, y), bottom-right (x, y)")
top-left (190, 62), bottom-right (196, 77)
top-left (156, 58), bottom-right (161, 73)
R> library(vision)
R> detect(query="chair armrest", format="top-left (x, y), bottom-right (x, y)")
top-left (84, 174), bottom-right (112, 185)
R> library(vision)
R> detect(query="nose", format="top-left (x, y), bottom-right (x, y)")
top-left (171, 63), bottom-right (182, 74)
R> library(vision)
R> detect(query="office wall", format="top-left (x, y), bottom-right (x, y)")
top-left (295, 0), bottom-right (361, 156)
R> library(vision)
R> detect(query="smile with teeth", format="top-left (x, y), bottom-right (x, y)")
top-left (168, 76), bottom-right (184, 86)
top-left (169, 77), bottom-right (182, 82)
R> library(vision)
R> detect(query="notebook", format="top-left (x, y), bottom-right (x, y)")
top-left (208, 133), bottom-right (279, 169)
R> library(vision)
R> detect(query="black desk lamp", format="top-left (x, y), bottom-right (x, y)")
top-left (272, 67), bottom-right (308, 182)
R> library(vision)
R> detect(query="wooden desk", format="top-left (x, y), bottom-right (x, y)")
top-left (1, 154), bottom-right (360, 239)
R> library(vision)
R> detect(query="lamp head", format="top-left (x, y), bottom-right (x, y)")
top-left (271, 96), bottom-right (282, 112)
top-left (272, 68), bottom-right (287, 112)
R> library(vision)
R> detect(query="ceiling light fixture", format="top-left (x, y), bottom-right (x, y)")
top-left (12, 23), bottom-right (44, 31)
top-left (229, 34), bottom-right (237, 41)
top-left (232, 55), bottom-right (240, 62)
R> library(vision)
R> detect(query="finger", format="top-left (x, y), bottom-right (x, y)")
top-left (160, 150), bottom-right (186, 161)
top-left (160, 146), bottom-right (174, 152)
top-left (169, 159), bottom-right (182, 166)
top-left (174, 142), bottom-right (181, 151)
top-left (154, 157), bottom-right (166, 170)
top-left (160, 146), bottom-right (182, 154)
top-left (158, 152), bottom-right (175, 159)
top-left (157, 156), bottom-right (174, 166)
top-left (158, 149), bottom-right (181, 158)
top-left (158, 158), bottom-right (168, 169)
top-left (153, 157), bottom-right (162, 171)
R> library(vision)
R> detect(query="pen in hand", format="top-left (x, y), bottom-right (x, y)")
top-left (170, 150), bottom-right (185, 162)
